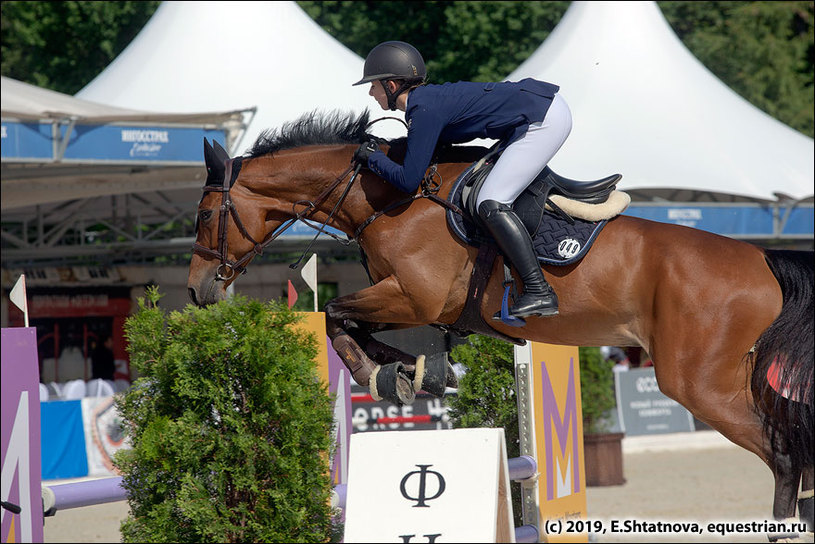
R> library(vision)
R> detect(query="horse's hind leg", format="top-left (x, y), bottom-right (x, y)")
top-left (767, 449), bottom-right (804, 542)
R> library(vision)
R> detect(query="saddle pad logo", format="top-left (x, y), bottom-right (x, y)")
top-left (557, 238), bottom-right (581, 259)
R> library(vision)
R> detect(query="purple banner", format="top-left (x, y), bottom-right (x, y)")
top-left (2, 327), bottom-right (44, 543)
top-left (327, 339), bottom-right (352, 486)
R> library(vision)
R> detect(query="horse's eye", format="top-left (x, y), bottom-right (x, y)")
top-left (199, 210), bottom-right (213, 222)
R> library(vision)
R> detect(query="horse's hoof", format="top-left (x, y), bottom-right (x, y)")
top-left (370, 362), bottom-right (416, 406)
top-left (418, 352), bottom-right (450, 398)
top-left (446, 360), bottom-right (459, 389)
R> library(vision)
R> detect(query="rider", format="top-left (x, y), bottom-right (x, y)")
top-left (352, 41), bottom-right (572, 318)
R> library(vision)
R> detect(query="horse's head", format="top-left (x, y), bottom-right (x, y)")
top-left (188, 111), bottom-right (408, 306)
top-left (187, 139), bottom-right (270, 306)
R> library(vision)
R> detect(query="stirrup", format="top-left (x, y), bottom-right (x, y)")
top-left (492, 266), bottom-right (526, 326)
top-left (498, 283), bottom-right (526, 326)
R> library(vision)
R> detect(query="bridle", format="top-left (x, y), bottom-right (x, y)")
top-left (191, 117), bottom-right (462, 282)
top-left (192, 157), bottom-right (360, 281)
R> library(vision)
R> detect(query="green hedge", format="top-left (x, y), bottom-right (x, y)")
top-left (115, 287), bottom-right (338, 543)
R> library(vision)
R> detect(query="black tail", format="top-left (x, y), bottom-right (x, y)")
top-left (751, 249), bottom-right (813, 470)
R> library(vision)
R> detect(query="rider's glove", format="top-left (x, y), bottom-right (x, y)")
top-left (353, 140), bottom-right (380, 167)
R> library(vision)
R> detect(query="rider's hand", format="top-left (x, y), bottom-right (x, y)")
top-left (353, 140), bottom-right (380, 167)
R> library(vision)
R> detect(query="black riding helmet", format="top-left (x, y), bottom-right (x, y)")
top-left (353, 41), bottom-right (426, 110)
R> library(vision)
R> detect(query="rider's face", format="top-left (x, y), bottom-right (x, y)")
top-left (369, 80), bottom-right (390, 110)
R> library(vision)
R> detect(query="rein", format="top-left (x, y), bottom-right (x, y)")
top-left (353, 164), bottom-right (464, 240)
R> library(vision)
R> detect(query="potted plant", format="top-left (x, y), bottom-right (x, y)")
top-left (578, 346), bottom-right (625, 486)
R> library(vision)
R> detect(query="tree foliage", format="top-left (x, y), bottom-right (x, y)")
top-left (117, 287), bottom-right (338, 543)
top-left (297, 1), bottom-right (569, 84)
top-left (576, 346), bottom-right (616, 434)
top-left (446, 334), bottom-right (522, 526)
top-left (0, 1), bottom-right (160, 93)
top-left (659, 1), bottom-right (814, 137)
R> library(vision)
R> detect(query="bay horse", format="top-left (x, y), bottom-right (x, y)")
top-left (187, 110), bottom-right (813, 537)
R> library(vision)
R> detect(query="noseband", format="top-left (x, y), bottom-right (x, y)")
top-left (192, 158), bottom-right (358, 280)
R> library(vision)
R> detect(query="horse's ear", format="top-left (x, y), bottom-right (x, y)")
top-left (203, 138), bottom-right (214, 166)
top-left (212, 140), bottom-right (230, 164)
top-left (203, 138), bottom-right (225, 186)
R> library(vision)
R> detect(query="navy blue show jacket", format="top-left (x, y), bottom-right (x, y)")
top-left (367, 78), bottom-right (560, 193)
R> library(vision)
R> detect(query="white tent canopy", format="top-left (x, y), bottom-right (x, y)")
top-left (2, 75), bottom-right (245, 126)
top-left (77, 1), bottom-right (406, 155)
top-left (507, 1), bottom-right (814, 203)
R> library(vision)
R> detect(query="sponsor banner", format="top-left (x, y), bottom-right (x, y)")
top-left (1, 327), bottom-right (45, 543)
top-left (2, 121), bottom-right (227, 164)
top-left (275, 219), bottom-right (346, 240)
top-left (528, 342), bottom-right (588, 543)
top-left (40, 400), bottom-right (89, 479)
top-left (81, 397), bottom-right (128, 477)
top-left (291, 312), bottom-right (352, 487)
top-left (350, 386), bottom-right (453, 433)
top-left (614, 367), bottom-right (695, 436)
top-left (625, 204), bottom-right (814, 237)
top-left (0, 122), bottom-right (52, 160)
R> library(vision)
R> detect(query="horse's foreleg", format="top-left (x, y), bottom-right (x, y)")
top-left (325, 276), bottom-right (454, 403)
top-left (325, 315), bottom-right (378, 387)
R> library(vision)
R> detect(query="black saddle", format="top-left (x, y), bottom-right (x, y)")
top-left (450, 158), bottom-right (618, 266)
top-left (461, 154), bottom-right (621, 236)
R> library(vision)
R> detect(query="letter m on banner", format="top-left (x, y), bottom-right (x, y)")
top-left (519, 343), bottom-right (587, 542)
top-left (540, 358), bottom-right (581, 500)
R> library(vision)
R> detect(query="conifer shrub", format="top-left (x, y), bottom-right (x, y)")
top-left (115, 287), bottom-right (337, 543)
top-left (576, 346), bottom-right (615, 434)
top-left (446, 334), bottom-right (522, 525)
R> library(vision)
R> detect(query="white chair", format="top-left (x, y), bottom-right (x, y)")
top-left (86, 378), bottom-right (115, 398)
top-left (62, 379), bottom-right (87, 400)
top-left (39, 383), bottom-right (50, 402)
top-left (58, 346), bottom-right (86, 381)
top-left (40, 358), bottom-right (57, 384)
top-left (47, 382), bottom-right (63, 400)
top-left (113, 379), bottom-right (131, 393)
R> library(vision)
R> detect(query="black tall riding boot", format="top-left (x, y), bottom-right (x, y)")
top-left (478, 200), bottom-right (559, 317)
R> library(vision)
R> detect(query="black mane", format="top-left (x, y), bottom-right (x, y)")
top-left (244, 108), bottom-right (492, 164)
top-left (245, 109), bottom-right (374, 159)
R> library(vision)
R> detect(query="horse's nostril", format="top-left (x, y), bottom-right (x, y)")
top-left (188, 287), bottom-right (198, 306)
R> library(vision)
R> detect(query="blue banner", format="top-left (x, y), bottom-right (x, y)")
top-left (2, 121), bottom-right (227, 164)
top-left (1, 122), bottom-right (53, 160)
top-left (40, 400), bottom-right (89, 480)
top-left (281, 220), bottom-right (346, 239)
top-left (624, 204), bottom-right (813, 237)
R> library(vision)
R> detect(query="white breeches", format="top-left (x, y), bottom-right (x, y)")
top-left (476, 93), bottom-right (573, 207)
